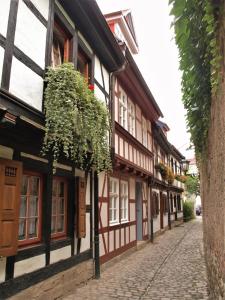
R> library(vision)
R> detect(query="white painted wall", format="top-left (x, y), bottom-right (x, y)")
top-left (0, 145), bottom-right (13, 159)
top-left (0, 0), bottom-right (10, 38)
top-left (50, 246), bottom-right (71, 264)
top-left (14, 254), bottom-right (45, 277)
top-left (14, 1), bottom-right (47, 68)
top-left (177, 212), bottom-right (183, 219)
top-left (153, 216), bottom-right (160, 233)
top-left (163, 214), bottom-right (168, 228)
top-left (0, 257), bottom-right (6, 283)
top-left (31, 0), bottom-right (49, 20)
top-left (94, 57), bottom-right (102, 85)
top-left (80, 213), bottom-right (91, 253)
top-left (94, 85), bottom-right (105, 103)
top-left (0, 46), bottom-right (5, 87)
top-left (10, 57), bottom-right (43, 111)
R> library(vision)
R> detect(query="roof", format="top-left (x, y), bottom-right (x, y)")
top-left (58, 0), bottom-right (125, 72)
top-left (156, 120), bottom-right (170, 132)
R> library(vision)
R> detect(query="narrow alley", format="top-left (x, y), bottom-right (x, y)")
top-left (64, 219), bottom-right (208, 300)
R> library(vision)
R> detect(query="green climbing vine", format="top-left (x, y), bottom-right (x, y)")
top-left (42, 63), bottom-right (111, 173)
top-left (169, 0), bottom-right (222, 156)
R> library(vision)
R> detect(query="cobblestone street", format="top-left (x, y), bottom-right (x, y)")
top-left (63, 218), bottom-right (208, 300)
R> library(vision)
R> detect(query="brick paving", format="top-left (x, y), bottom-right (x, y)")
top-left (63, 218), bottom-right (208, 300)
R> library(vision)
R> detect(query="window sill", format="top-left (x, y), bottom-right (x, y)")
top-left (120, 220), bottom-right (129, 224)
top-left (109, 221), bottom-right (120, 227)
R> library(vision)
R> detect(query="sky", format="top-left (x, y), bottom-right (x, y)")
top-left (96, 0), bottom-right (194, 159)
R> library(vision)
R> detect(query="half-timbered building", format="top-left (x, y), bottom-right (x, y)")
top-left (152, 121), bottom-right (185, 234)
top-left (99, 10), bottom-right (164, 264)
top-left (0, 1), bottom-right (125, 298)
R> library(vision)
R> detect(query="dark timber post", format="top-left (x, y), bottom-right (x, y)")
top-left (94, 171), bottom-right (100, 279)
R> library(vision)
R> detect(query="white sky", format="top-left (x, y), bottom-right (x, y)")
top-left (96, 0), bottom-right (194, 159)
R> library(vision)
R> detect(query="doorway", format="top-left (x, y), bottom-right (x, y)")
top-left (136, 182), bottom-right (143, 241)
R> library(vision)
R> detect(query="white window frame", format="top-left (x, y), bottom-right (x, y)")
top-left (109, 178), bottom-right (119, 225)
top-left (128, 100), bottom-right (135, 136)
top-left (142, 117), bottom-right (147, 147)
top-left (119, 88), bottom-right (128, 130)
top-left (120, 181), bottom-right (129, 222)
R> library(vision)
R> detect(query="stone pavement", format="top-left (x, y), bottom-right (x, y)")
top-left (63, 218), bottom-right (208, 300)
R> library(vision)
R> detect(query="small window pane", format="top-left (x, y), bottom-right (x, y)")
top-left (51, 216), bottom-right (56, 233)
top-left (20, 196), bottom-right (27, 218)
top-left (59, 182), bottom-right (64, 197)
top-left (29, 196), bottom-right (38, 217)
top-left (57, 215), bottom-right (64, 232)
top-left (18, 219), bottom-right (26, 240)
top-left (30, 177), bottom-right (39, 196)
top-left (58, 198), bottom-right (64, 214)
top-left (52, 197), bottom-right (57, 215)
top-left (28, 218), bottom-right (38, 238)
top-left (21, 176), bottom-right (28, 195)
top-left (52, 180), bottom-right (57, 196)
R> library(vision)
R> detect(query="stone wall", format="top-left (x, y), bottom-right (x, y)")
top-left (201, 4), bottom-right (225, 298)
top-left (10, 260), bottom-right (94, 300)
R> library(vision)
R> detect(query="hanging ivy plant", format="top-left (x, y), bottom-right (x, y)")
top-left (169, 0), bottom-right (222, 156)
top-left (42, 63), bottom-right (111, 173)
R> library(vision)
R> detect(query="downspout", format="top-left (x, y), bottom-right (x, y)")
top-left (94, 170), bottom-right (100, 279)
top-left (94, 58), bottom-right (127, 280)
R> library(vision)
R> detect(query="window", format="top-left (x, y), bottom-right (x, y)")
top-left (142, 118), bottom-right (147, 147)
top-left (170, 194), bottom-right (173, 213)
top-left (119, 89), bottom-right (127, 129)
top-left (128, 101), bottom-right (135, 136)
top-left (109, 178), bottom-right (119, 224)
top-left (77, 48), bottom-right (91, 83)
top-left (51, 177), bottom-right (67, 238)
top-left (51, 20), bottom-right (71, 67)
top-left (19, 173), bottom-right (42, 245)
top-left (151, 192), bottom-right (159, 217)
top-left (177, 195), bottom-right (182, 212)
top-left (120, 181), bottom-right (128, 222)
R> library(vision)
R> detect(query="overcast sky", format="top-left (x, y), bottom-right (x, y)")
top-left (96, 0), bottom-right (194, 159)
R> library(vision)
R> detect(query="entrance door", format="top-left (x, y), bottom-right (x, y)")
top-left (160, 192), bottom-right (164, 229)
top-left (136, 182), bottom-right (143, 241)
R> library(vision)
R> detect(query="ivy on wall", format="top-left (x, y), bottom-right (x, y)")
top-left (42, 63), bottom-right (111, 173)
top-left (169, 0), bottom-right (222, 156)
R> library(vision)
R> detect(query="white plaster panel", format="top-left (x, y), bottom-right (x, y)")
top-left (126, 227), bottom-right (129, 244)
top-left (124, 142), bottom-right (129, 160)
top-left (98, 172), bottom-right (107, 198)
top-left (130, 225), bottom-right (136, 241)
top-left (129, 178), bottom-right (135, 199)
top-left (14, 254), bottom-right (45, 277)
top-left (78, 32), bottom-right (92, 54)
top-left (121, 228), bottom-right (124, 247)
top-left (50, 246), bottom-right (71, 264)
top-left (102, 66), bottom-right (110, 94)
top-left (0, 46), bottom-right (4, 84)
top-left (80, 213), bottom-right (91, 253)
top-left (119, 137), bottom-right (124, 157)
top-left (163, 214), bottom-right (168, 228)
top-left (85, 174), bottom-right (90, 205)
top-left (15, 1), bottom-right (46, 68)
top-left (130, 203), bottom-right (136, 221)
top-left (115, 134), bottom-right (119, 154)
top-left (94, 57), bottom-right (102, 84)
top-left (0, 145), bottom-right (13, 159)
top-left (171, 214), bottom-right (175, 221)
top-left (133, 148), bottom-right (137, 164)
top-left (94, 85), bottom-right (105, 103)
top-left (109, 231), bottom-right (114, 252)
top-left (129, 145), bottom-right (133, 162)
top-left (0, 0), bottom-right (10, 38)
top-left (31, 0), bottom-right (49, 20)
top-left (153, 216), bottom-right (160, 233)
top-left (99, 234), bottom-right (105, 256)
top-left (143, 221), bottom-right (148, 236)
top-left (178, 212), bottom-right (183, 219)
top-left (143, 203), bottom-right (147, 219)
top-left (10, 57), bottom-right (43, 110)
top-left (115, 96), bottom-right (118, 122)
top-left (101, 203), bottom-right (108, 228)
top-left (0, 257), bottom-right (6, 283)
top-left (115, 229), bottom-right (120, 249)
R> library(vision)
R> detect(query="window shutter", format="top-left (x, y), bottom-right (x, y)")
top-left (0, 159), bottom-right (22, 256)
top-left (77, 177), bottom-right (86, 238)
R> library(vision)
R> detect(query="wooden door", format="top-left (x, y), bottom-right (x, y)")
top-left (160, 192), bottom-right (164, 229)
top-left (0, 159), bottom-right (22, 256)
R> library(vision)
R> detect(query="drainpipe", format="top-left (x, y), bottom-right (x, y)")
top-left (94, 170), bottom-right (100, 279)
top-left (167, 187), bottom-right (171, 230)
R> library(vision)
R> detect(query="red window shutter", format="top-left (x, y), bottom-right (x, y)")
top-left (0, 159), bottom-right (22, 256)
top-left (77, 177), bottom-right (86, 238)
